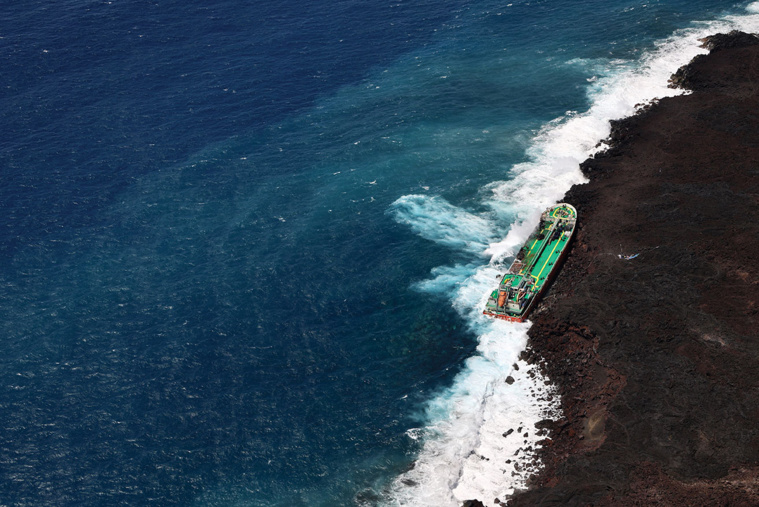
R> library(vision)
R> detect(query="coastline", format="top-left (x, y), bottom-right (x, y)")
top-left (507, 31), bottom-right (759, 506)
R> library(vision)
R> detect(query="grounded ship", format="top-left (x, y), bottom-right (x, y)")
top-left (483, 203), bottom-right (577, 322)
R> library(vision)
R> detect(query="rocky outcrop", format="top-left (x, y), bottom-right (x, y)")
top-left (669, 30), bottom-right (759, 90)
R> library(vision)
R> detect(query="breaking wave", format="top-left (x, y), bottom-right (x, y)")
top-left (389, 195), bottom-right (497, 254)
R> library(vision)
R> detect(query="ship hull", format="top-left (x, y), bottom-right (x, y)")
top-left (483, 203), bottom-right (576, 322)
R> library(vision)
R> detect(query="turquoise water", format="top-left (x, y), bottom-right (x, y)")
top-left (1, 1), bottom-right (757, 505)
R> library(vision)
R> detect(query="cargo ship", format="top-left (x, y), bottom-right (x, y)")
top-left (483, 203), bottom-right (577, 322)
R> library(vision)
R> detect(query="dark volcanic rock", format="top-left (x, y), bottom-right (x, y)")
top-left (700, 30), bottom-right (759, 51)
top-left (669, 30), bottom-right (759, 91)
top-left (509, 32), bottom-right (759, 506)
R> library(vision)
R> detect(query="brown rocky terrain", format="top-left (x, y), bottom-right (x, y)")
top-left (498, 31), bottom-right (759, 506)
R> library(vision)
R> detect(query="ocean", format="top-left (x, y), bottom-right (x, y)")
top-left (2, 1), bottom-right (758, 505)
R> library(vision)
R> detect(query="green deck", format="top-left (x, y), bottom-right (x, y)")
top-left (522, 222), bottom-right (571, 288)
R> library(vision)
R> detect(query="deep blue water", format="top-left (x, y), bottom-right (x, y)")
top-left (0, 0), bottom-right (754, 505)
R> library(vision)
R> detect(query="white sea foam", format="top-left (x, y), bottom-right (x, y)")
top-left (483, 210), bottom-right (541, 264)
top-left (385, 5), bottom-right (759, 506)
top-left (385, 261), bottom-right (560, 505)
top-left (389, 195), bottom-right (496, 254)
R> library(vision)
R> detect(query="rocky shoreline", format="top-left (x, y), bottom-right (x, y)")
top-left (491, 31), bottom-right (759, 506)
